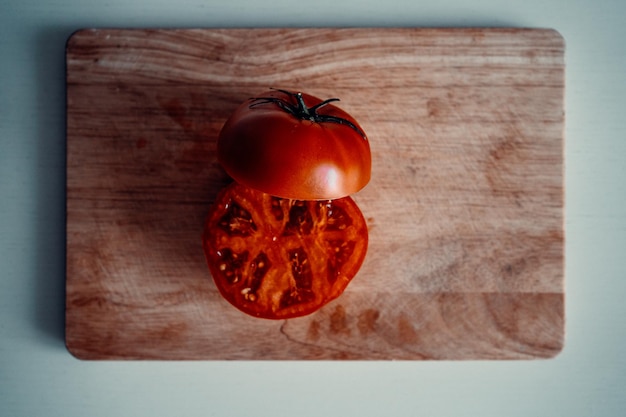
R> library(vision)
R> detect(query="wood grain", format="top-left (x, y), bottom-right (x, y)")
top-left (66, 28), bottom-right (565, 360)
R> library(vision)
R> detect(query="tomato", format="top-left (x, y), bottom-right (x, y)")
top-left (217, 89), bottom-right (371, 200)
top-left (202, 182), bottom-right (368, 319)
top-left (205, 89), bottom-right (371, 319)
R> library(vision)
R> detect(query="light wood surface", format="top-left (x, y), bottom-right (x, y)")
top-left (66, 28), bottom-right (564, 360)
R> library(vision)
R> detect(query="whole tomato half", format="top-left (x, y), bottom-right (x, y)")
top-left (203, 182), bottom-right (368, 319)
top-left (217, 89), bottom-right (371, 200)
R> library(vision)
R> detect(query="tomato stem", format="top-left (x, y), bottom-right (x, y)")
top-left (295, 92), bottom-right (312, 120)
top-left (249, 89), bottom-right (367, 139)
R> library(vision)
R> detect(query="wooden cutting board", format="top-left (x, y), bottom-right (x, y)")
top-left (66, 28), bottom-right (565, 360)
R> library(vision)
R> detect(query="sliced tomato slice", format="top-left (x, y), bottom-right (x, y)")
top-left (202, 182), bottom-right (368, 319)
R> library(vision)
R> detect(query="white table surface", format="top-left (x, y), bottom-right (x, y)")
top-left (1, 1), bottom-right (625, 416)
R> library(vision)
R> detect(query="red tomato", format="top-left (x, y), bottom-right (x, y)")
top-left (217, 89), bottom-right (371, 200)
top-left (202, 182), bottom-right (368, 319)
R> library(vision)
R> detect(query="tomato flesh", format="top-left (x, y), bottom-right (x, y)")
top-left (202, 182), bottom-right (368, 319)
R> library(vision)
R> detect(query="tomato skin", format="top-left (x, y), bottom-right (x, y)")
top-left (202, 182), bottom-right (368, 320)
top-left (217, 90), bottom-right (371, 200)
